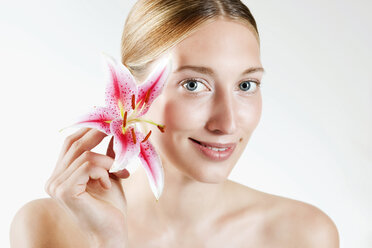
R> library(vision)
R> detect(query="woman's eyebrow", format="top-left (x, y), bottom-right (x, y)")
top-left (174, 65), bottom-right (265, 76)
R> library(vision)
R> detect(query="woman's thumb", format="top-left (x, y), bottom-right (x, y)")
top-left (106, 136), bottom-right (115, 158)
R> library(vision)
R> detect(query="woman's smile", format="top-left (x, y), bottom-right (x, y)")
top-left (188, 137), bottom-right (237, 161)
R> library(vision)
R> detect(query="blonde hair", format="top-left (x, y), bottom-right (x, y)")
top-left (121, 0), bottom-right (260, 81)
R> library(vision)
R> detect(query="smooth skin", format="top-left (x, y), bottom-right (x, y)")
top-left (10, 18), bottom-right (339, 247)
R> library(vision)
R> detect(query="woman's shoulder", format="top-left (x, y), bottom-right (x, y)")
top-left (224, 180), bottom-right (339, 247)
top-left (10, 198), bottom-right (89, 248)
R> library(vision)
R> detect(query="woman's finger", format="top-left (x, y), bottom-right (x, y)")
top-left (51, 151), bottom-right (114, 194)
top-left (55, 162), bottom-right (111, 202)
top-left (111, 169), bottom-right (130, 179)
top-left (47, 128), bottom-right (108, 192)
top-left (58, 128), bottom-right (108, 173)
top-left (56, 127), bottom-right (91, 167)
top-left (106, 136), bottom-right (115, 159)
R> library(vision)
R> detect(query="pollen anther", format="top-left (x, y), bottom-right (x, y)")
top-left (144, 88), bottom-right (152, 104)
top-left (141, 130), bottom-right (152, 143)
top-left (123, 111), bottom-right (127, 127)
top-left (157, 125), bottom-right (165, 133)
top-left (131, 128), bottom-right (137, 144)
top-left (131, 94), bottom-right (136, 110)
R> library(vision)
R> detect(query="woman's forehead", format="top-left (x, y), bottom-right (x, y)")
top-left (169, 19), bottom-right (261, 70)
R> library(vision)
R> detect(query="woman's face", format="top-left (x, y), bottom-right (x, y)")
top-left (143, 19), bottom-right (264, 183)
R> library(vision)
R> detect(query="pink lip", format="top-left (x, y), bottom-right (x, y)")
top-left (189, 138), bottom-right (236, 161)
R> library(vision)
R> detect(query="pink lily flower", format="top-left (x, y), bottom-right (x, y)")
top-left (73, 53), bottom-right (172, 200)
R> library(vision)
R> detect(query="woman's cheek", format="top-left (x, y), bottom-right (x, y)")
top-left (237, 93), bottom-right (262, 132)
top-left (163, 97), bottom-right (208, 131)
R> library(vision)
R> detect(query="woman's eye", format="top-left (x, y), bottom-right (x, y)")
top-left (238, 80), bottom-right (259, 93)
top-left (181, 79), bottom-right (208, 92)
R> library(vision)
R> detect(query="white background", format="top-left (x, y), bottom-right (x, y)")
top-left (1, 0), bottom-right (371, 247)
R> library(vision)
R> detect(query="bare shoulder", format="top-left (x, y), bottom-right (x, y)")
top-left (266, 193), bottom-right (340, 247)
top-left (225, 181), bottom-right (340, 247)
top-left (10, 198), bottom-right (89, 248)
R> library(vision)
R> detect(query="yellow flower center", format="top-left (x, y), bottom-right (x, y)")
top-left (106, 93), bottom-right (166, 143)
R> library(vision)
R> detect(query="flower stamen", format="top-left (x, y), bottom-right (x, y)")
top-left (127, 99), bottom-right (143, 120)
top-left (118, 100), bottom-right (124, 118)
top-left (157, 125), bottom-right (166, 133)
top-left (128, 118), bottom-right (160, 128)
top-left (123, 111), bottom-right (127, 127)
top-left (131, 94), bottom-right (136, 110)
top-left (144, 88), bottom-right (152, 104)
top-left (137, 100), bottom-right (146, 116)
top-left (131, 128), bottom-right (137, 144)
top-left (141, 130), bottom-right (152, 143)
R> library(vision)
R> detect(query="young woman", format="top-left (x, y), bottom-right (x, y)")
top-left (10, 0), bottom-right (339, 247)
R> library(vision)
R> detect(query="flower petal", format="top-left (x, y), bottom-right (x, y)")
top-left (136, 54), bottom-right (172, 117)
top-left (73, 106), bottom-right (116, 134)
top-left (136, 132), bottom-right (164, 200)
top-left (101, 52), bottom-right (138, 115)
top-left (109, 118), bottom-right (140, 173)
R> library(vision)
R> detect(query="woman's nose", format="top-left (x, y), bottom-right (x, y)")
top-left (205, 91), bottom-right (237, 135)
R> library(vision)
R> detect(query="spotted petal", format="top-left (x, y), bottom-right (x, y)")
top-left (101, 52), bottom-right (138, 116)
top-left (109, 118), bottom-right (140, 173)
top-left (137, 132), bottom-right (164, 200)
top-left (73, 106), bottom-right (116, 134)
top-left (136, 54), bottom-right (172, 117)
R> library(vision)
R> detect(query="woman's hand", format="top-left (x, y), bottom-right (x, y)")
top-left (45, 127), bottom-right (130, 247)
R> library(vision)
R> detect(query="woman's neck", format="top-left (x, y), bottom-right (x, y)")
top-left (121, 159), bottom-right (229, 229)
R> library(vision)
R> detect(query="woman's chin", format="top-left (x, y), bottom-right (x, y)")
top-left (183, 166), bottom-right (232, 184)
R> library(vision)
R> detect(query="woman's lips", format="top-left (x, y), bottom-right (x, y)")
top-left (188, 138), bottom-right (236, 161)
